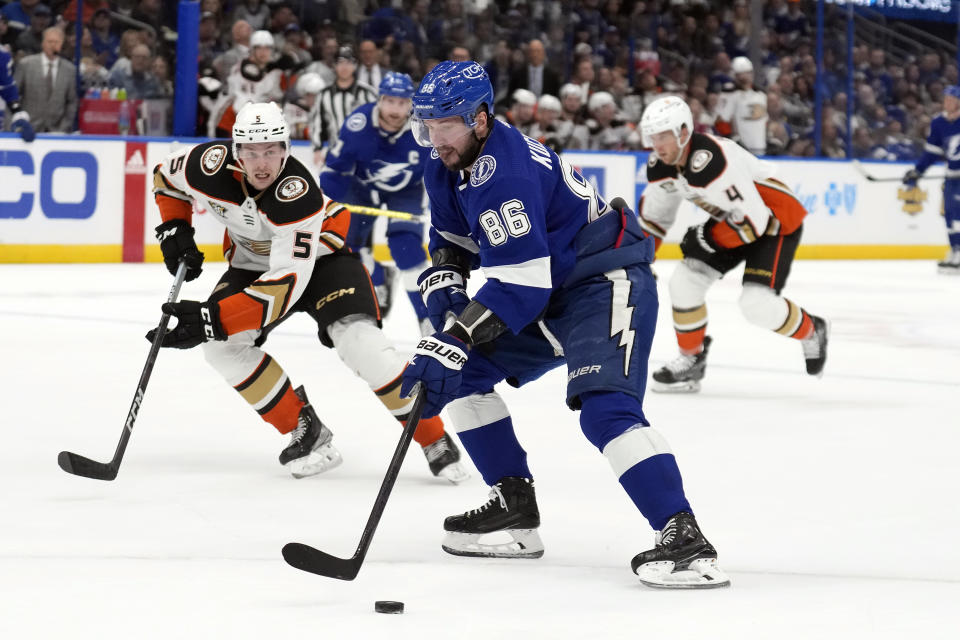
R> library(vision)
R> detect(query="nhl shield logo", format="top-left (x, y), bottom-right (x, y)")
top-left (201, 145), bottom-right (227, 175)
top-left (276, 176), bottom-right (309, 201)
top-left (470, 155), bottom-right (496, 187)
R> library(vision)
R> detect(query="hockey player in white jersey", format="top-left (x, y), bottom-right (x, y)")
top-left (638, 96), bottom-right (828, 392)
top-left (148, 102), bottom-right (467, 483)
top-left (715, 56), bottom-right (767, 155)
top-left (399, 61), bottom-right (730, 589)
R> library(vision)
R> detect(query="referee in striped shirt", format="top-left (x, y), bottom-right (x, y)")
top-left (310, 46), bottom-right (377, 164)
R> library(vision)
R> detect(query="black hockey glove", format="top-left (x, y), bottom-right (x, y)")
top-left (679, 222), bottom-right (721, 263)
top-left (902, 168), bottom-right (921, 188)
top-left (146, 300), bottom-right (227, 349)
top-left (155, 219), bottom-right (204, 282)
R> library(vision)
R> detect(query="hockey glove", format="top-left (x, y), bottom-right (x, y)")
top-left (146, 300), bottom-right (227, 349)
top-left (155, 219), bottom-right (205, 282)
top-left (679, 222), bottom-right (721, 263)
top-left (400, 332), bottom-right (468, 418)
top-left (902, 169), bottom-right (921, 188)
top-left (418, 266), bottom-right (470, 332)
top-left (10, 109), bottom-right (35, 143)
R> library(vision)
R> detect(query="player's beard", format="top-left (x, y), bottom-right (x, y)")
top-left (439, 130), bottom-right (485, 172)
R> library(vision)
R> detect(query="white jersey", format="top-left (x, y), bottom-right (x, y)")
top-left (226, 60), bottom-right (284, 113)
top-left (153, 141), bottom-right (349, 323)
top-left (638, 133), bottom-right (807, 248)
top-left (716, 88), bottom-right (768, 154)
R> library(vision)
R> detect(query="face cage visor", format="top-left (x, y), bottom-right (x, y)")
top-left (410, 113), bottom-right (479, 148)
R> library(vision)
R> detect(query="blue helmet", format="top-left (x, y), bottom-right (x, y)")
top-left (412, 61), bottom-right (494, 125)
top-left (945, 85), bottom-right (960, 100)
top-left (379, 71), bottom-right (415, 99)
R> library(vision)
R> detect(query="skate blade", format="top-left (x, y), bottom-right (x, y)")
top-left (938, 266), bottom-right (960, 275)
top-left (637, 558), bottom-right (730, 589)
top-left (435, 461), bottom-right (471, 484)
top-left (651, 379), bottom-right (701, 394)
top-left (805, 319), bottom-right (831, 379)
top-left (287, 444), bottom-right (343, 479)
top-left (442, 529), bottom-right (544, 559)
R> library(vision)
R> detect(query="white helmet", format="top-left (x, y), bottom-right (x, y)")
top-left (537, 94), bottom-right (562, 113)
top-left (587, 91), bottom-right (616, 113)
top-left (296, 72), bottom-right (325, 96)
top-left (250, 30), bottom-right (274, 48)
top-left (731, 56), bottom-right (753, 74)
top-left (512, 88), bottom-right (537, 107)
top-left (232, 101), bottom-right (290, 168)
top-left (640, 95), bottom-right (693, 148)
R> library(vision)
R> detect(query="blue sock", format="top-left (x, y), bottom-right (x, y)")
top-left (456, 416), bottom-right (531, 486)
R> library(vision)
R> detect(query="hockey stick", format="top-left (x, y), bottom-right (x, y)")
top-left (852, 160), bottom-right (945, 183)
top-left (57, 261), bottom-right (189, 481)
top-left (347, 204), bottom-right (418, 221)
top-left (282, 389), bottom-right (426, 580)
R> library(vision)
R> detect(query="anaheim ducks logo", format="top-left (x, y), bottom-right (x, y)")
top-left (276, 176), bottom-right (309, 201)
top-left (200, 144), bottom-right (227, 176)
top-left (690, 150), bottom-right (712, 173)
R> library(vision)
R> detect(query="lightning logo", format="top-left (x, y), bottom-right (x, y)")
top-left (361, 160), bottom-right (414, 192)
top-left (606, 270), bottom-right (635, 376)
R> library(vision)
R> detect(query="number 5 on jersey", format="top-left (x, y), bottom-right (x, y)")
top-left (479, 199), bottom-right (531, 246)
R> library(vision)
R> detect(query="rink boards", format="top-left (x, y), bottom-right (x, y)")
top-left (0, 132), bottom-right (947, 263)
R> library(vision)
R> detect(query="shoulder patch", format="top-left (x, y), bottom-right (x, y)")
top-left (645, 154), bottom-right (679, 181)
top-left (690, 149), bottom-right (713, 173)
top-left (276, 175), bottom-right (309, 202)
top-left (346, 112), bottom-right (367, 132)
top-left (200, 144), bottom-right (228, 176)
top-left (470, 155), bottom-right (496, 187)
top-left (430, 148), bottom-right (440, 159)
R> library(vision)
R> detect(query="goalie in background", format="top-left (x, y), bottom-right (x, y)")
top-left (637, 96), bottom-right (829, 393)
top-left (148, 101), bottom-right (468, 483)
top-left (902, 84), bottom-right (960, 274)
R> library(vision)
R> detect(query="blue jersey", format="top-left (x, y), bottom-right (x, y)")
top-left (320, 102), bottom-right (427, 214)
top-left (1, 46), bottom-right (20, 109)
top-left (915, 112), bottom-right (960, 178)
top-left (425, 120), bottom-right (620, 333)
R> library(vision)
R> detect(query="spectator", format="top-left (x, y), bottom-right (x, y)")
top-left (305, 35), bottom-right (338, 87)
top-left (109, 43), bottom-right (163, 99)
top-left (280, 24), bottom-right (311, 68)
top-left (570, 56), bottom-right (595, 103)
top-left (197, 12), bottom-right (224, 65)
top-left (355, 39), bottom-right (382, 88)
top-left (1, 0), bottom-right (43, 36)
top-left (14, 26), bottom-right (77, 132)
top-left (484, 40), bottom-right (513, 112)
top-left (449, 45), bottom-right (470, 63)
top-left (509, 39), bottom-right (560, 99)
top-left (90, 8), bottom-right (120, 69)
top-left (14, 2), bottom-right (51, 56)
top-left (212, 19), bottom-right (251, 81)
top-left (111, 29), bottom-right (147, 76)
top-left (864, 47), bottom-right (893, 105)
top-left (151, 54), bottom-right (173, 97)
top-left (233, 0), bottom-right (269, 31)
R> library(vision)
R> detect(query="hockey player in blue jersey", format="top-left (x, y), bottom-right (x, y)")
top-left (398, 61), bottom-right (730, 589)
top-left (1, 45), bottom-right (35, 141)
top-left (320, 71), bottom-right (432, 330)
top-left (903, 84), bottom-right (960, 274)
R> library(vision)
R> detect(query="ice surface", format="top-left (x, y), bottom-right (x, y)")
top-left (2, 260), bottom-right (957, 639)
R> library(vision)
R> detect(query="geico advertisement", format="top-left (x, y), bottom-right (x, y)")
top-left (0, 137), bottom-right (125, 243)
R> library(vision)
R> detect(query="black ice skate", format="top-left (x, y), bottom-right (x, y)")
top-left (801, 315), bottom-right (830, 377)
top-left (442, 476), bottom-right (544, 559)
top-left (375, 265), bottom-right (398, 318)
top-left (631, 511), bottom-right (730, 589)
top-left (422, 432), bottom-right (470, 484)
top-left (651, 336), bottom-right (712, 393)
top-left (279, 386), bottom-right (342, 478)
top-left (938, 248), bottom-right (960, 275)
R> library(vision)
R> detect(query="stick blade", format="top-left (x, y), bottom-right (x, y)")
top-left (58, 451), bottom-right (118, 481)
top-left (282, 542), bottom-right (360, 580)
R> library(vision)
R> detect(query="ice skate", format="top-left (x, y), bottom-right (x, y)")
top-left (937, 247), bottom-right (960, 275)
top-left (375, 265), bottom-right (398, 318)
top-left (801, 315), bottom-right (830, 377)
top-left (422, 431), bottom-right (470, 484)
top-left (442, 476), bottom-right (544, 559)
top-left (652, 336), bottom-right (712, 393)
top-left (631, 511), bottom-right (730, 589)
top-left (279, 386), bottom-right (342, 478)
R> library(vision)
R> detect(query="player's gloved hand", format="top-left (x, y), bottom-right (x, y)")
top-left (679, 222), bottom-right (721, 262)
top-left (155, 219), bottom-right (204, 281)
top-left (146, 300), bottom-right (227, 349)
top-left (10, 110), bottom-right (35, 143)
top-left (400, 332), bottom-right (468, 418)
top-left (418, 266), bottom-right (470, 331)
top-left (902, 169), bottom-right (921, 187)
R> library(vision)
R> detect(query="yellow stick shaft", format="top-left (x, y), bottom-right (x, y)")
top-left (346, 204), bottom-right (421, 221)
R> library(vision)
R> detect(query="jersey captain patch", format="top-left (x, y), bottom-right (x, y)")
top-left (200, 144), bottom-right (227, 176)
top-left (690, 150), bottom-right (713, 173)
top-left (470, 155), bottom-right (496, 187)
top-left (346, 112), bottom-right (367, 132)
top-left (276, 176), bottom-right (309, 202)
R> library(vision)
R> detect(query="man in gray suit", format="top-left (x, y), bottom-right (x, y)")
top-left (14, 26), bottom-right (77, 132)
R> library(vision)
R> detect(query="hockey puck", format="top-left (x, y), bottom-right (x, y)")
top-left (374, 600), bottom-right (404, 614)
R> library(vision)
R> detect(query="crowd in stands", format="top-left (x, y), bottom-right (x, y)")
top-left (1, 0), bottom-right (957, 161)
